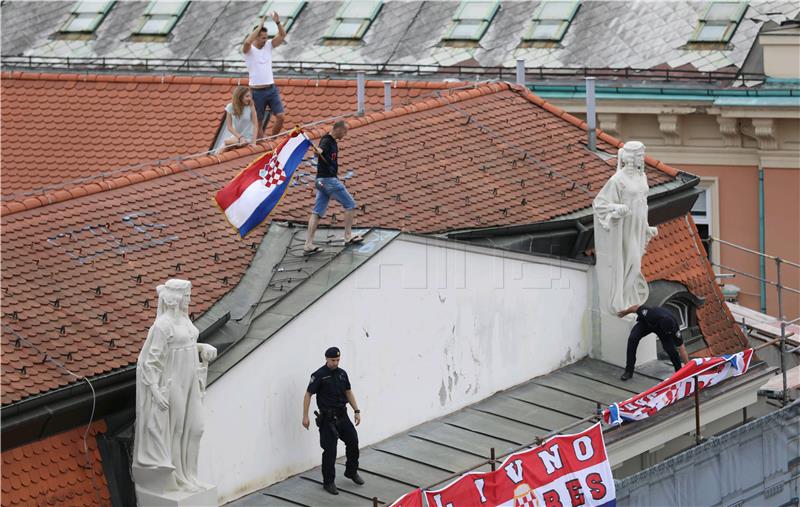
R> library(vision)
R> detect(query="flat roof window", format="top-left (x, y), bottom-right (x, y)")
top-left (60, 1), bottom-right (115, 33)
top-left (442, 1), bottom-right (499, 41)
top-left (325, 0), bottom-right (382, 40)
top-left (257, 1), bottom-right (306, 36)
top-left (133, 1), bottom-right (189, 36)
top-left (523, 1), bottom-right (580, 42)
top-left (690, 1), bottom-right (748, 42)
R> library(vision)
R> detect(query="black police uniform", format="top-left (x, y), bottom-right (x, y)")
top-left (307, 364), bottom-right (359, 486)
top-left (625, 305), bottom-right (684, 374)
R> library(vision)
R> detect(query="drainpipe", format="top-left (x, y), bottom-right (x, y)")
top-left (759, 164), bottom-right (767, 312)
top-left (383, 80), bottom-right (392, 111)
top-left (356, 72), bottom-right (365, 116)
top-left (585, 77), bottom-right (597, 151)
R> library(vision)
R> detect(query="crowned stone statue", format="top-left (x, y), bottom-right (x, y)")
top-left (132, 279), bottom-right (218, 507)
top-left (592, 141), bottom-right (658, 315)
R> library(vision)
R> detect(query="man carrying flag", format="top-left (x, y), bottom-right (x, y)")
top-left (303, 120), bottom-right (363, 255)
top-left (215, 129), bottom-right (311, 237)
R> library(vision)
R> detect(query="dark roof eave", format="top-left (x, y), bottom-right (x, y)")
top-left (444, 172), bottom-right (700, 240)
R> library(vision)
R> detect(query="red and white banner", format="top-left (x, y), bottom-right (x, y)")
top-left (389, 488), bottom-right (424, 507)
top-left (603, 348), bottom-right (754, 425)
top-left (420, 423), bottom-right (615, 507)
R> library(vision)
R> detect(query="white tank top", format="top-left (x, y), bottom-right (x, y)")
top-left (244, 40), bottom-right (274, 86)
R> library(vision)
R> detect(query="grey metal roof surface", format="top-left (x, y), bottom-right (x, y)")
top-left (3, 2), bottom-right (799, 75)
top-left (226, 357), bottom-right (663, 506)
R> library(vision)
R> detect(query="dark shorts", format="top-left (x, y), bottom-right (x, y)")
top-left (251, 86), bottom-right (285, 127)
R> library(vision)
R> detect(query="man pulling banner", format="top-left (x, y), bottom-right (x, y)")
top-left (390, 424), bottom-right (615, 507)
top-left (215, 129), bottom-right (311, 237)
top-left (603, 348), bottom-right (754, 426)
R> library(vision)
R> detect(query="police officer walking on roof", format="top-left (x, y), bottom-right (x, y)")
top-left (302, 347), bottom-right (364, 495)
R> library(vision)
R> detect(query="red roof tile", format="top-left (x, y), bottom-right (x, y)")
top-left (1, 81), bottom-right (678, 405)
top-left (1, 421), bottom-right (110, 507)
top-left (0, 71), bottom-right (464, 198)
top-left (642, 214), bottom-right (749, 354)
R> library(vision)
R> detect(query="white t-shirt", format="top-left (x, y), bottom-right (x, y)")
top-left (224, 103), bottom-right (254, 141)
top-left (244, 40), bottom-right (274, 86)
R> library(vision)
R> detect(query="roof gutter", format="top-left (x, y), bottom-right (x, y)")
top-left (449, 172), bottom-right (700, 238)
top-left (0, 365), bottom-right (136, 451)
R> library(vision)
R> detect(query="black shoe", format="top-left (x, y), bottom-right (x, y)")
top-left (323, 482), bottom-right (338, 495)
top-left (344, 471), bottom-right (365, 485)
top-left (620, 371), bottom-right (633, 381)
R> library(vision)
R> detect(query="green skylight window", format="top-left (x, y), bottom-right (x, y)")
top-left (325, 1), bottom-right (382, 40)
top-left (690, 1), bottom-right (748, 42)
top-left (523, 1), bottom-right (580, 42)
top-left (60, 1), bottom-right (115, 33)
top-left (442, 1), bottom-right (500, 41)
top-left (258, 1), bottom-right (306, 36)
top-left (133, 1), bottom-right (189, 36)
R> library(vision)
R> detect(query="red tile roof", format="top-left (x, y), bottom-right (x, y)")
top-left (1, 420), bottom-right (110, 506)
top-left (642, 214), bottom-right (749, 355)
top-left (0, 71), bottom-right (464, 198)
top-left (1, 81), bottom-right (678, 406)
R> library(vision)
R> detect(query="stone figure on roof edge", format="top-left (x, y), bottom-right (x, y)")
top-left (132, 279), bottom-right (218, 505)
top-left (592, 141), bottom-right (658, 315)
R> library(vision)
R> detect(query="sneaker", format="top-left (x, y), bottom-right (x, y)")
top-left (323, 482), bottom-right (338, 495)
top-left (620, 371), bottom-right (633, 381)
top-left (344, 471), bottom-right (365, 485)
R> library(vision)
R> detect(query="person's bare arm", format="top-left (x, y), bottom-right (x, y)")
top-left (302, 391), bottom-right (312, 429)
top-left (345, 390), bottom-right (360, 426)
top-left (617, 304), bottom-right (640, 319)
top-left (679, 344), bottom-right (690, 365)
top-left (271, 11), bottom-right (286, 48)
top-left (243, 16), bottom-right (266, 53)
top-left (224, 112), bottom-right (242, 142)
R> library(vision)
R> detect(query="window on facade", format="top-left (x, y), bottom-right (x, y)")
top-left (523, 1), bottom-right (580, 42)
top-left (325, 0), bottom-right (382, 40)
top-left (442, 1), bottom-right (500, 41)
top-left (133, 1), bottom-right (189, 36)
top-left (690, 1), bottom-right (747, 42)
top-left (60, 1), bottom-right (115, 33)
top-left (257, 1), bottom-right (306, 36)
top-left (691, 188), bottom-right (713, 260)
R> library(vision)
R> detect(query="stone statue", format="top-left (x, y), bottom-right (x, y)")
top-left (592, 141), bottom-right (658, 315)
top-left (133, 279), bottom-right (218, 506)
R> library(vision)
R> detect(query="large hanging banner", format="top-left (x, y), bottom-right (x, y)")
top-left (603, 348), bottom-right (754, 426)
top-left (421, 423), bottom-right (615, 507)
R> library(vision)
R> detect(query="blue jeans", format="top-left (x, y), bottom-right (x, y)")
top-left (313, 178), bottom-right (356, 217)
top-left (250, 86), bottom-right (285, 130)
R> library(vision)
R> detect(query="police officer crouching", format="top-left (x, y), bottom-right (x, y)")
top-left (302, 347), bottom-right (364, 495)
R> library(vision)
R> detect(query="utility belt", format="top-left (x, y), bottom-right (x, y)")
top-left (315, 407), bottom-right (347, 421)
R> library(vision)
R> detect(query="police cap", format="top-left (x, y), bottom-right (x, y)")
top-left (325, 347), bottom-right (340, 358)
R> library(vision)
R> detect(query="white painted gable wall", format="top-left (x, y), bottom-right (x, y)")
top-left (199, 236), bottom-right (592, 503)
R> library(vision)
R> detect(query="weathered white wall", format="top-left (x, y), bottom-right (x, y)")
top-left (198, 236), bottom-right (592, 503)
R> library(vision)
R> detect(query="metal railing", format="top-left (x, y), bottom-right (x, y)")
top-left (0, 55), bottom-right (771, 87)
top-left (709, 236), bottom-right (800, 406)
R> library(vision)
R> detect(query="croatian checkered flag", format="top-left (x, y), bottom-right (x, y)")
top-left (216, 130), bottom-right (311, 237)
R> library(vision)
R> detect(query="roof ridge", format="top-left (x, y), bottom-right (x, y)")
top-left (1, 81), bottom-right (509, 217)
top-left (2, 70), bottom-right (465, 90)
top-left (509, 83), bottom-right (680, 178)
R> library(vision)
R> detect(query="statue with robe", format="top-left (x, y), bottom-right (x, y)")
top-left (592, 141), bottom-right (658, 315)
top-left (133, 279), bottom-right (217, 501)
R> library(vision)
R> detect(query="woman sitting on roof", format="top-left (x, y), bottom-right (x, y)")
top-left (217, 86), bottom-right (258, 153)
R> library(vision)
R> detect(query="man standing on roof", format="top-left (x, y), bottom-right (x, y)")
top-left (302, 347), bottom-right (364, 496)
top-left (303, 120), bottom-right (363, 254)
top-left (617, 304), bottom-right (691, 381)
top-left (243, 11), bottom-right (287, 139)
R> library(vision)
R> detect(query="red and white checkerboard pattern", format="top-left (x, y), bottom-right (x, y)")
top-left (259, 155), bottom-right (287, 190)
top-left (516, 492), bottom-right (536, 507)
